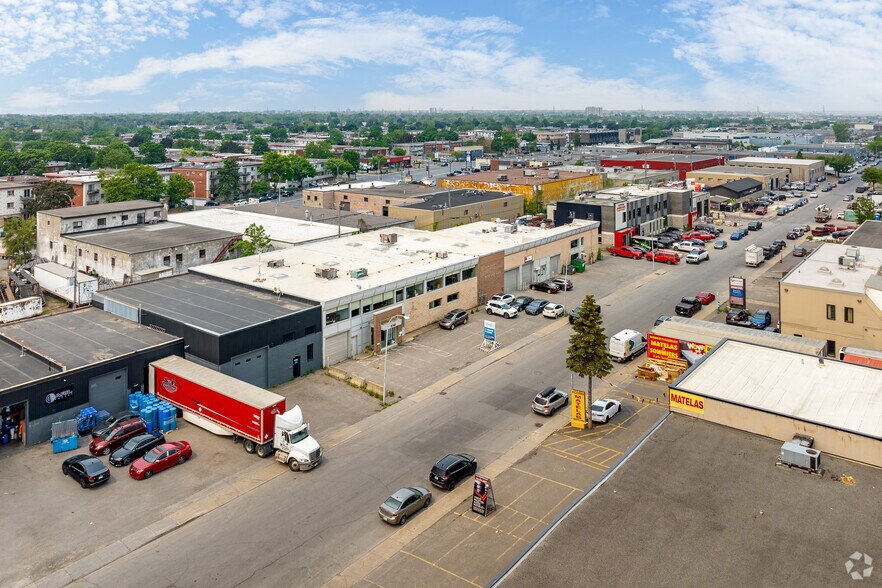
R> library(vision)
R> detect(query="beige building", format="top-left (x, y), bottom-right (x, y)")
top-left (779, 242), bottom-right (882, 356)
top-left (728, 156), bottom-right (825, 183)
top-left (686, 165), bottom-right (788, 191)
top-left (440, 168), bottom-right (604, 207)
top-left (388, 191), bottom-right (523, 230)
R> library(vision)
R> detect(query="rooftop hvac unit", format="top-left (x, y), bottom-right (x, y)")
top-left (778, 441), bottom-right (822, 473)
top-left (548, 170), bottom-right (560, 179)
top-left (845, 246), bottom-right (859, 259)
top-left (435, 251), bottom-right (448, 259)
top-left (497, 174), bottom-right (508, 181)
top-left (839, 256), bottom-right (856, 269)
top-left (314, 265), bottom-right (338, 279)
top-left (380, 232), bottom-right (398, 244)
top-left (349, 267), bottom-right (368, 279)
top-left (266, 259), bottom-right (284, 268)
top-left (502, 224), bottom-right (517, 233)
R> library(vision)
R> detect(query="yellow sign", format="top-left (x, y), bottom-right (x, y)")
top-left (571, 389), bottom-right (587, 428)
top-left (669, 389), bottom-right (705, 414)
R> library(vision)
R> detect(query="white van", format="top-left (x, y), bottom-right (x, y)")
top-left (608, 329), bottom-right (647, 362)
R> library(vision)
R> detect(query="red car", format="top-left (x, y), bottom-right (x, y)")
top-left (129, 441), bottom-right (192, 480)
top-left (607, 245), bottom-right (644, 259)
top-left (695, 291), bottom-right (715, 305)
top-left (645, 250), bottom-right (680, 264)
top-left (755, 205), bottom-right (768, 215)
top-left (683, 231), bottom-right (716, 242)
top-left (811, 226), bottom-right (833, 237)
top-left (89, 418), bottom-right (147, 456)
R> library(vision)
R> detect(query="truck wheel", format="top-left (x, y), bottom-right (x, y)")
top-left (243, 439), bottom-right (256, 454)
top-left (256, 444), bottom-right (272, 458)
top-left (289, 460), bottom-right (300, 472)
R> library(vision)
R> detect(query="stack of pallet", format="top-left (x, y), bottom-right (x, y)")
top-left (636, 365), bottom-right (659, 381)
top-left (645, 357), bottom-right (689, 382)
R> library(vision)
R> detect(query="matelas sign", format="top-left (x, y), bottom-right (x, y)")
top-left (647, 333), bottom-right (712, 366)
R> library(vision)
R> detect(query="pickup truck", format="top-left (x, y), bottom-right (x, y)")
top-left (608, 245), bottom-right (644, 259)
top-left (675, 297), bottom-right (703, 317)
top-left (645, 250), bottom-right (680, 264)
top-left (811, 225), bottom-right (833, 237)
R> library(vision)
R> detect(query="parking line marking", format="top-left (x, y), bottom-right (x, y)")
top-left (510, 467), bottom-right (582, 492)
top-left (539, 446), bottom-right (608, 472)
top-left (434, 524), bottom-right (481, 565)
top-left (400, 550), bottom-right (481, 587)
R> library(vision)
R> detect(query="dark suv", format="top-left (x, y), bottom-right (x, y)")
top-left (675, 297), bottom-right (702, 317)
top-left (429, 453), bottom-right (477, 490)
top-left (439, 309), bottom-right (469, 330)
top-left (88, 419), bottom-right (148, 456)
top-left (726, 309), bottom-right (751, 327)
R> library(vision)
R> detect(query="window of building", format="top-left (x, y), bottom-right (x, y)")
top-left (163, 255), bottom-right (171, 265)
top-left (199, 249), bottom-right (206, 259)
top-left (325, 305), bottom-right (350, 325)
top-left (504, 202), bottom-right (508, 207)
top-left (343, 195), bottom-right (348, 200)
top-left (121, 215), bottom-right (128, 221)
top-left (111, 257), bottom-right (116, 268)
top-left (49, 241), bottom-right (54, 249)
top-left (97, 218), bottom-right (106, 226)
top-left (826, 304), bottom-right (836, 320)
top-left (73, 221), bottom-right (83, 229)
top-left (447, 292), bottom-right (459, 303)
top-left (307, 343), bottom-right (314, 362)
top-left (175, 253), bottom-right (183, 263)
top-left (363, 303), bottom-right (371, 314)
top-left (406, 282), bottom-right (424, 298)
top-left (395, 289), bottom-right (404, 302)
top-left (6, 202), bottom-right (12, 209)
top-left (445, 273), bottom-right (459, 286)
top-left (282, 332), bottom-right (294, 342)
top-left (826, 340), bottom-right (836, 356)
top-left (426, 277), bottom-right (442, 291)
top-left (461, 267), bottom-right (476, 280)
top-left (93, 253), bottom-right (98, 262)
top-left (364, 197), bottom-right (369, 202)
top-left (153, 210), bottom-right (161, 217)
top-left (385, 200), bottom-right (390, 204)
top-left (429, 298), bottom-right (441, 309)
top-left (63, 245), bottom-right (67, 253)
top-left (77, 248), bottom-right (82, 257)
top-left (845, 307), bottom-right (854, 323)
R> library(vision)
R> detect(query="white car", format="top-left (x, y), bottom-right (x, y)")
top-left (542, 303), bottom-right (566, 318)
top-left (672, 241), bottom-right (696, 252)
top-left (490, 293), bottom-right (515, 306)
top-left (591, 398), bottom-right (622, 423)
top-left (485, 300), bottom-right (518, 318)
top-left (809, 192), bottom-right (818, 198)
top-left (685, 250), bottom-right (709, 264)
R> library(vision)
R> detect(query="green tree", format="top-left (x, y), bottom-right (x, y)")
top-left (268, 126), bottom-right (288, 142)
top-left (289, 154), bottom-right (317, 187)
top-left (218, 140), bottom-right (244, 153)
top-left (328, 128), bottom-right (345, 145)
top-left (251, 179), bottom-right (270, 196)
top-left (128, 126), bottom-right (153, 147)
top-left (491, 130), bottom-right (518, 154)
top-left (861, 166), bottom-right (882, 190)
top-left (230, 223), bottom-right (272, 256)
top-left (867, 136), bottom-right (882, 155)
top-left (572, 134), bottom-right (582, 147)
top-left (70, 144), bottom-right (96, 169)
top-left (180, 147), bottom-right (198, 157)
top-left (566, 294), bottom-right (612, 429)
top-left (99, 163), bottom-right (164, 202)
top-left (342, 150), bottom-right (361, 170)
top-left (165, 173), bottom-right (194, 207)
top-left (251, 135), bottom-right (270, 155)
top-left (21, 181), bottom-right (75, 218)
top-left (172, 126), bottom-right (200, 139)
top-left (303, 141), bottom-right (334, 159)
top-left (203, 130), bottom-right (223, 140)
top-left (393, 147), bottom-right (406, 156)
top-left (259, 151), bottom-right (293, 197)
top-left (574, 160), bottom-right (585, 166)
top-left (852, 195), bottom-right (876, 224)
top-left (795, 150), bottom-right (804, 159)
top-left (95, 141), bottom-right (135, 168)
top-left (2, 216), bottom-right (36, 265)
top-left (216, 158), bottom-right (241, 201)
top-left (832, 122), bottom-right (850, 142)
top-left (822, 154), bottom-right (854, 175)
top-left (325, 157), bottom-right (353, 177)
top-left (369, 154), bottom-right (386, 171)
top-left (521, 131), bottom-right (537, 142)
top-left (138, 141), bottom-right (166, 164)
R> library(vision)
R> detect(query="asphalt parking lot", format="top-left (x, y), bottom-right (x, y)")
top-left (1, 371), bottom-right (376, 588)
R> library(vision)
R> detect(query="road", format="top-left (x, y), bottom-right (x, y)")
top-left (79, 177), bottom-right (857, 587)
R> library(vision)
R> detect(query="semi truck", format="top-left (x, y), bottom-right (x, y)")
top-left (149, 355), bottom-right (322, 471)
top-left (745, 244), bottom-right (764, 267)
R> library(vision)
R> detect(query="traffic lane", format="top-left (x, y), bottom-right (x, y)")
top-left (79, 334), bottom-right (576, 588)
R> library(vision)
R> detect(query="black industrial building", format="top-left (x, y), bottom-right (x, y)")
top-left (708, 178), bottom-right (764, 212)
top-left (0, 308), bottom-right (183, 446)
top-left (92, 274), bottom-right (323, 388)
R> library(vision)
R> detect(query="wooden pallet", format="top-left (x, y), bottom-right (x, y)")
top-left (646, 357), bottom-right (689, 381)
top-left (636, 366), bottom-right (658, 381)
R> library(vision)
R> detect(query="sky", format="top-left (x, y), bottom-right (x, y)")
top-left (1, 0), bottom-right (881, 115)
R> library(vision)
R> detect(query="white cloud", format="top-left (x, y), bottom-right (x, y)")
top-left (595, 3), bottom-right (610, 18)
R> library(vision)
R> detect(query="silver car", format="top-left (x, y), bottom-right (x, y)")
top-left (531, 386), bottom-right (568, 416)
top-left (378, 487), bottom-right (432, 525)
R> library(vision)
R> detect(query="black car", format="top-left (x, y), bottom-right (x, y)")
top-left (511, 296), bottom-right (535, 312)
top-left (91, 411), bottom-right (140, 438)
top-left (793, 246), bottom-right (809, 257)
top-left (726, 309), bottom-right (751, 327)
top-left (203, 200), bottom-right (220, 207)
top-left (771, 240), bottom-right (786, 251)
top-left (109, 431), bottom-right (166, 467)
top-left (429, 453), bottom-right (477, 490)
top-left (675, 297), bottom-right (702, 317)
top-left (439, 309), bottom-right (469, 330)
top-left (62, 454), bottom-right (110, 488)
top-left (529, 280), bottom-right (560, 293)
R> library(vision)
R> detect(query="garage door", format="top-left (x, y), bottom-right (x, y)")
top-left (230, 347), bottom-right (268, 388)
top-left (521, 261), bottom-right (534, 288)
top-left (549, 254), bottom-right (561, 275)
top-left (504, 268), bottom-right (519, 293)
top-left (89, 368), bottom-right (128, 414)
top-left (325, 331), bottom-right (349, 365)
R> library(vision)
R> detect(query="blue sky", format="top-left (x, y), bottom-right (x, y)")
top-left (1, 0), bottom-right (880, 114)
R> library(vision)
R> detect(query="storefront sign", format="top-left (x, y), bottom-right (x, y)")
top-left (45, 386), bottom-right (75, 406)
top-left (669, 390), bottom-right (705, 414)
top-left (729, 276), bottom-right (746, 308)
top-left (570, 389), bottom-right (587, 428)
top-left (648, 334), bottom-right (713, 366)
top-left (471, 474), bottom-right (496, 516)
top-left (524, 254), bottom-right (533, 263)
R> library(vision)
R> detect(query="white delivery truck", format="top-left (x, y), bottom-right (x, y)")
top-left (608, 329), bottom-right (647, 362)
top-left (745, 244), bottom-right (764, 267)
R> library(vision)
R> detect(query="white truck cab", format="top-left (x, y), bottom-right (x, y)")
top-left (274, 406), bottom-right (323, 471)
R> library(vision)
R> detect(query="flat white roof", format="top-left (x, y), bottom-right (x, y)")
top-left (731, 156), bottom-right (823, 167)
top-left (781, 243), bottom-right (882, 294)
top-left (436, 219), bottom-right (599, 254)
top-left (675, 339), bottom-right (882, 439)
top-left (171, 208), bottom-right (357, 246)
top-left (309, 181), bottom-right (396, 192)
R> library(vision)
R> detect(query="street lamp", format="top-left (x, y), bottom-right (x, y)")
top-left (381, 313), bottom-right (409, 406)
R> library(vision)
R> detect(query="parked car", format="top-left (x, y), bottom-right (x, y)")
top-left (429, 453), bottom-right (477, 490)
top-left (486, 300), bottom-right (518, 318)
top-left (793, 246), bottom-right (809, 257)
top-left (821, 185), bottom-right (832, 192)
top-left (439, 309), bottom-right (469, 330)
top-left (490, 293), bottom-right (515, 305)
top-left (683, 231), bottom-right (715, 242)
top-left (730, 229), bottom-right (747, 241)
top-left (714, 240), bottom-right (727, 249)
top-left (550, 277), bottom-right (574, 291)
top-left (695, 291), bottom-right (715, 305)
top-left (747, 221), bottom-right (763, 231)
top-left (129, 441), bottom-right (192, 480)
top-left (673, 241), bottom-right (700, 252)
top-left (811, 226), bottom-right (833, 237)
top-left (511, 296), bottom-right (534, 312)
top-left (725, 309), bottom-right (752, 327)
top-left (654, 315), bottom-right (670, 326)
top-left (91, 411), bottom-right (140, 438)
top-left (755, 205), bottom-right (768, 215)
top-left (532, 386), bottom-right (568, 415)
top-left (543, 303), bottom-right (566, 318)
top-left (645, 250), bottom-right (680, 264)
top-left (786, 231), bottom-right (800, 240)
top-left (524, 299), bottom-right (550, 315)
top-left (675, 297), bottom-right (703, 317)
top-left (776, 208), bottom-right (788, 216)
top-left (685, 250), bottom-right (709, 264)
top-left (751, 309), bottom-right (773, 330)
top-left (89, 418), bottom-right (148, 456)
top-left (203, 200), bottom-right (220, 207)
top-left (772, 239), bottom-right (787, 251)
top-left (591, 398), bottom-right (622, 423)
top-left (378, 486), bottom-right (432, 525)
top-left (530, 280), bottom-right (560, 293)
top-left (607, 245), bottom-right (644, 259)
top-left (62, 454), bottom-right (111, 488)
top-left (109, 431), bottom-right (166, 467)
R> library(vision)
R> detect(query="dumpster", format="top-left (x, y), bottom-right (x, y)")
top-left (571, 259), bottom-right (586, 273)
top-left (51, 419), bottom-right (79, 453)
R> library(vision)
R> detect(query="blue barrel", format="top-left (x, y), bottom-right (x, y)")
top-left (1, 433), bottom-right (9, 444)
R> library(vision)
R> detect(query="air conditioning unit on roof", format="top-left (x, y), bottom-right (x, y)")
top-left (380, 232), bottom-right (398, 244)
top-left (349, 268), bottom-right (368, 279)
top-left (435, 251), bottom-right (448, 259)
top-left (266, 259), bottom-right (284, 268)
top-left (314, 265), bottom-right (338, 279)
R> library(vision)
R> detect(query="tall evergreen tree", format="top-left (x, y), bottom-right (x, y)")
top-left (566, 294), bottom-right (612, 428)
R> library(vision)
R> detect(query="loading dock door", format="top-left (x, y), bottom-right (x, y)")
top-left (504, 268), bottom-right (519, 293)
top-left (549, 254), bottom-right (560, 275)
top-left (230, 348), bottom-right (268, 388)
top-left (521, 261), bottom-right (534, 289)
top-left (88, 368), bottom-right (128, 414)
top-left (325, 331), bottom-right (349, 365)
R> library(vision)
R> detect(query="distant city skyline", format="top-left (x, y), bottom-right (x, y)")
top-left (1, 1), bottom-right (880, 115)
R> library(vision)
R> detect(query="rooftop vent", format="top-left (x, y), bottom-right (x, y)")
top-left (266, 259), bottom-right (284, 268)
top-left (502, 224), bottom-right (518, 234)
top-left (435, 250), bottom-right (448, 259)
top-left (830, 278), bottom-right (844, 286)
top-left (346, 242), bottom-right (363, 247)
top-left (839, 256), bottom-right (856, 269)
top-left (818, 266), bottom-right (831, 273)
top-left (314, 265), bottom-right (338, 280)
top-left (349, 268), bottom-right (368, 279)
top-left (380, 232), bottom-right (398, 244)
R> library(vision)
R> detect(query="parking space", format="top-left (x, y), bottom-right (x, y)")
top-left (2, 371), bottom-right (376, 587)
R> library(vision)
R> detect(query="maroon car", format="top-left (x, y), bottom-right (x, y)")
top-left (89, 418), bottom-right (147, 456)
top-left (129, 441), bottom-right (192, 480)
